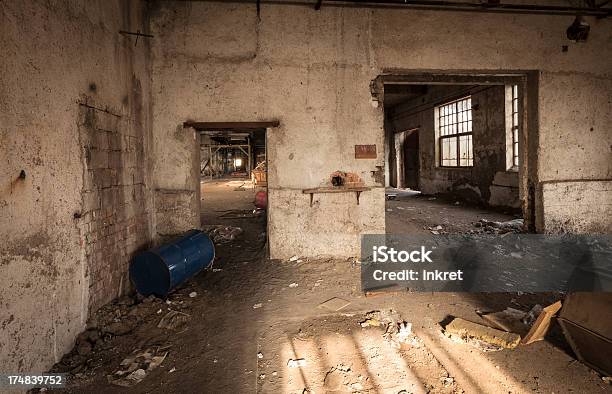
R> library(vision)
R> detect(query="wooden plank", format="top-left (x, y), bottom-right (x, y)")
top-left (184, 121), bottom-right (280, 130)
top-left (521, 301), bottom-right (562, 345)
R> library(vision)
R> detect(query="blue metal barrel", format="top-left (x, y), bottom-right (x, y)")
top-left (129, 229), bottom-right (215, 297)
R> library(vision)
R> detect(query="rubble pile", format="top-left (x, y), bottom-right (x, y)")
top-left (471, 218), bottom-right (524, 234)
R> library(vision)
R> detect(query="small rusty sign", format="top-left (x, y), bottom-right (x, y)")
top-left (355, 144), bottom-right (377, 159)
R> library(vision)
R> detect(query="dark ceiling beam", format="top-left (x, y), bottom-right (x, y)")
top-left (184, 121), bottom-right (280, 130)
top-left (176, 0), bottom-right (611, 17)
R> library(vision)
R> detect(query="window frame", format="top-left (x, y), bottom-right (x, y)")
top-left (436, 96), bottom-right (474, 168)
top-left (511, 84), bottom-right (519, 168)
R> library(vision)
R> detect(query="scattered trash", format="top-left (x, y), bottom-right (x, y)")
top-left (288, 283), bottom-right (299, 288)
top-left (289, 255), bottom-right (299, 262)
top-left (212, 268), bottom-right (223, 272)
top-left (602, 376), bottom-right (612, 384)
top-left (287, 358), bottom-right (307, 368)
top-left (259, 374), bottom-right (266, 380)
top-left (257, 352), bottom-right (263, 359)
top-left (253, 303), bottom-right (263, 309)
top-left (109, 348), bottom-right (167, 387)
top-left (157, 310), bottom-right (190, 330)
top-left (522, 304), bottom-right (543, 326)
top-left (473, 218), bottom-right (524, 234)
top-left (169, 367), bottom-right (176, 373)
top-left (202, 225), bottom-right (243, 244)
top-left (318, 297), bottom-right (351, 312)
top-left (189, 292), bottom-right (197, 298)
top-left (444, 317), bottom-right (521, 350)
top-left (427, 225), bottom-right (445, 235)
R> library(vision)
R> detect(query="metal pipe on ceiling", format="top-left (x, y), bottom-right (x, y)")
top-left (173, 0), bottom-right (611, 17)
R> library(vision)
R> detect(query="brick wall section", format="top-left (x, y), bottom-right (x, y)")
top-left (78, 104), bottom-right (151, 313)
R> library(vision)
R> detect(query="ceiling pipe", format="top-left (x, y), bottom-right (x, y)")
top-left (176, 0), bottom-right (611, 17)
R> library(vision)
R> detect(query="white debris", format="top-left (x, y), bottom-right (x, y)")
top-left (253, 303), bottom-right (263, 309)
top-left (169, 367), bottom-right (176, 373)
top-left (522, 304), bottom-right (543, 326)
top-left (289, 283), bottom-right (298, 288)
top-left (212, 268), bottom-right (223, 272)
top-left (397, 322), bottom-right (413, 343)
top-left (257, 352), bottom-right (263, 359)
top-left (289, 255), bottom-right (299, 262)
top-left (287, 358), bottom-right (307, 368)
top-left (189, 292), bottom-right (197, 298)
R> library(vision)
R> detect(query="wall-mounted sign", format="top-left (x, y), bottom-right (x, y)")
top-left (355, 145), bottom-right (377, 159)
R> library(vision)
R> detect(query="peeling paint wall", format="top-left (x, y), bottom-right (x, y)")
top-left (388, 85), bottom-right (520, 208)
top-left (0, 0), bottom-right (153, 373)
top-left (149, 1), bottom-right (611, 256)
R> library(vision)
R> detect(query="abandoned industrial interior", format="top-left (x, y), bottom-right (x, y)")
top-left (1, 0), bottom-right (612, 392)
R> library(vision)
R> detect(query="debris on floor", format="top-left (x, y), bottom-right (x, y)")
top-left (473, 218), bottom-right (524, 234)
top-left (202, 225), bottom-right (243, 244)
top-left (157, 309), bottom-right (190, 330)
top-left (108, 348), bottom-right (168, 387)
top-left (522, 301), bottom-right (562, 345)
top-left (444, 317), bottom-right (521, 350)
top-left (318, 297), bottom-right (351, 312)
top-left (427, 224), bottom-right (445, 234)
top-left (479, 307), bottom-right (530, 335)
top-left (287, 358), bottom-right (307, 368)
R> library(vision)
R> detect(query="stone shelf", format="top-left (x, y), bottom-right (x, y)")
top-left (302, 186), bottom-right (371, 207)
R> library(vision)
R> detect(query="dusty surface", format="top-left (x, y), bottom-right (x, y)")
top-left (55, 180), bottom-right (610, 393)
top-left (385, 188), bottom-right (517, 235)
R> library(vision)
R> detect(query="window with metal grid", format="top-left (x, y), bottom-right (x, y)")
top-left (511, 85), bottom-right (519, 167)
top-left (438, 96), bottom-right (473, 167)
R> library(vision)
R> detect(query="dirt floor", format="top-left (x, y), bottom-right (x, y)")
top-left (53, 180), bottom-right (611, 393)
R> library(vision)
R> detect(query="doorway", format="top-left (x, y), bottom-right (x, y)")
top-left (395, 128), bottom-right (420, 190)
top-left (184, 121), bottom-right (277, 261)
top-left (375, 72), bottom-right (537, 234)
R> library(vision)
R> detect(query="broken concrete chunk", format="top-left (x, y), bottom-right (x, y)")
top-left (360, 318), bottom-right (381, 327)
top-left (110, 349), bottom-right (167, 387)
top-left (287, 358), bottom-right (307, 368)
top-left (444, 317), bottom-right (521, 349)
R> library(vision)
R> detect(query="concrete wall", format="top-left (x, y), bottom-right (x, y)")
top-left (388, 85), bottom-right (520, 208)
top-left (148, 2), bottom-right (611, 257)
top-left (0, 0), bottom-right (153, 372)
